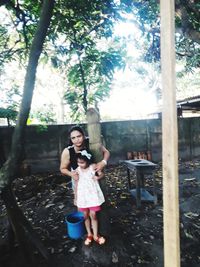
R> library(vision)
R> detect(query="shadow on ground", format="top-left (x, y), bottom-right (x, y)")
top-left (1, 159), bottom-right (200, 266)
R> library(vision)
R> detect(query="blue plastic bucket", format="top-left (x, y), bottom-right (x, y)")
top-left (65, 211), bottom-right (86, 239)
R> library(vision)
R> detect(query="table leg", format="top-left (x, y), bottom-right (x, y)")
top-left (153, 171), bottom-right (158, 205)
top-left (136, 169), bottom-right (141, 208)
top-left (127, 168), bottom-right (131, 190)
top-left (141, 172), bottom-right (145, 188)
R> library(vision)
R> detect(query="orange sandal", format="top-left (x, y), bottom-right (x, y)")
top-left (84, 235), bottom-right (93, 246)
top-left (94, 236), bottom-right (106, 245)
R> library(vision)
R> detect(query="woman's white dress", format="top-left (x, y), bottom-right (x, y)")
top-left (76, 165), bottom-right (105, 208)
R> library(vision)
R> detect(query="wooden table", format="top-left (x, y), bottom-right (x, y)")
top-left (121, 159), bottom-right (158, 208)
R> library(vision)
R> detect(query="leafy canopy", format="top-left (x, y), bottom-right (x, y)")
top-left (1, 0), bottom-right (200, 122)
top-left (0, 0), bottom-right (133, 121)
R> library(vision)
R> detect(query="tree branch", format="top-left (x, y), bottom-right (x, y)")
top-left (0, 0), bottom-right (55, 190)
top-left (175, 0), bottom-right (200, 44)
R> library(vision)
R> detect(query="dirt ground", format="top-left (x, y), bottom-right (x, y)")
top-left (0, 159), bottom-right (200, 267)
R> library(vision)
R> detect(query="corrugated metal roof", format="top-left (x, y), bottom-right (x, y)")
top-left (177, 95), bottom-right (200, 104)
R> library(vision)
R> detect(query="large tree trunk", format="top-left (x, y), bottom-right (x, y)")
top-left (0, 0), bottom-right (55, 264)
top-left (1, 185), bottom-right (49, 265)
top-left (86, 108), bottom-right (110, 236)
top-left (0, 139), bottom-right (6, 168)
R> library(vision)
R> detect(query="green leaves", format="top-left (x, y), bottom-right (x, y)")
top-left (29, 104), bottom-right (56, 124)
top-left (0, 107), bottom-right (18, 121)
top-left (64, 42), bottom-right (126, 121)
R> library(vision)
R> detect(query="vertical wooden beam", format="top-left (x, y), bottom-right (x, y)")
top-left (160, 1), bottom-right (180, 267)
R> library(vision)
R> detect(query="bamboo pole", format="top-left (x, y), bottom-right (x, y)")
top-left (160, 1), bottom-right (180, 267)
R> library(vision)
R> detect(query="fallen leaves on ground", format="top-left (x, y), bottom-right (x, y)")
top-left (0, 159), bottom-right (200, 266)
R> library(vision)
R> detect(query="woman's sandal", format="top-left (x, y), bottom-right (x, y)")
top-left (84, 235), bottom-right (93, 246)
top-left (94, 236), bottom-right (106, 245)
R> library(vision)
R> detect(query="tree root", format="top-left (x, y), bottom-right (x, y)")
top-left (1, 185), bottom-right (49, 265)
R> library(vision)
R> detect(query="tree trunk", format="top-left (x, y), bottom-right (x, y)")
top-left (0, 0), bottom-right (55, 263)
top-left (86, 108), bottom-right (110, 236)
top-left (0, 0), bottom-right (55, 188)
top-left (78, 53), bottom-right (88, 112)
top-left (1, 185), bottom-right (49, 265)
top-left (0, 139), bottom-right (6, 168)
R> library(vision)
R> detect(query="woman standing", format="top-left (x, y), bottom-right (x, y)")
top-left (60, 125), bottom-right (110, 201)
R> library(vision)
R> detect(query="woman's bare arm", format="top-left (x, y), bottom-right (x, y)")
top-left (60, 148), bottom-right (78, 180)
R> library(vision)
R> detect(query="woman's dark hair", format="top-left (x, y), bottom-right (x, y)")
top-left (69, 125), bottom-right (85, 136)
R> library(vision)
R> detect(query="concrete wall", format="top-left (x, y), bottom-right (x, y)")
top-left (101, 119), bottom-right (162, 163)
top-left (0, 117), bottom-right (199, 173)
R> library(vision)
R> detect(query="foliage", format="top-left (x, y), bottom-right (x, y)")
top-left (118, 0), bottom-right (200, 105)
top-left (0, 107), bottom-right (18, 124)
top-left (0, 0), bottom-right (134, 121)
top-left (29, 104), bottom-right (56, 124)
top-left (0, 25), bottom-right (11, 72)
top-left (0, 84), bottom-right (22, 111)
top-left (0, 0), bottom-right (54, 263)
top-left (64, 42), bottom-right (126, 121)
top-left (1, 0), bottom-right (200, 122)
top-left (176, 67), bottom-right (200, 100)
top-left (48, 0), bottom-right (132, 120)
top-left (130, 0), bottom-right (200, 71)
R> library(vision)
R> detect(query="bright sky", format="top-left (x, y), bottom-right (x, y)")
top-left (99, 21), bottom-right (158, 120)
top-left (99, 69), bottom-right (158, 120)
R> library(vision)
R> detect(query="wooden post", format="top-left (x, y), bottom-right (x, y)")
top-left (86, 108), bottom-right (103, 162)
top-left (86, 107), bottom-right (110, 236)
top-left (160, 1), bottom-right (180, 267)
